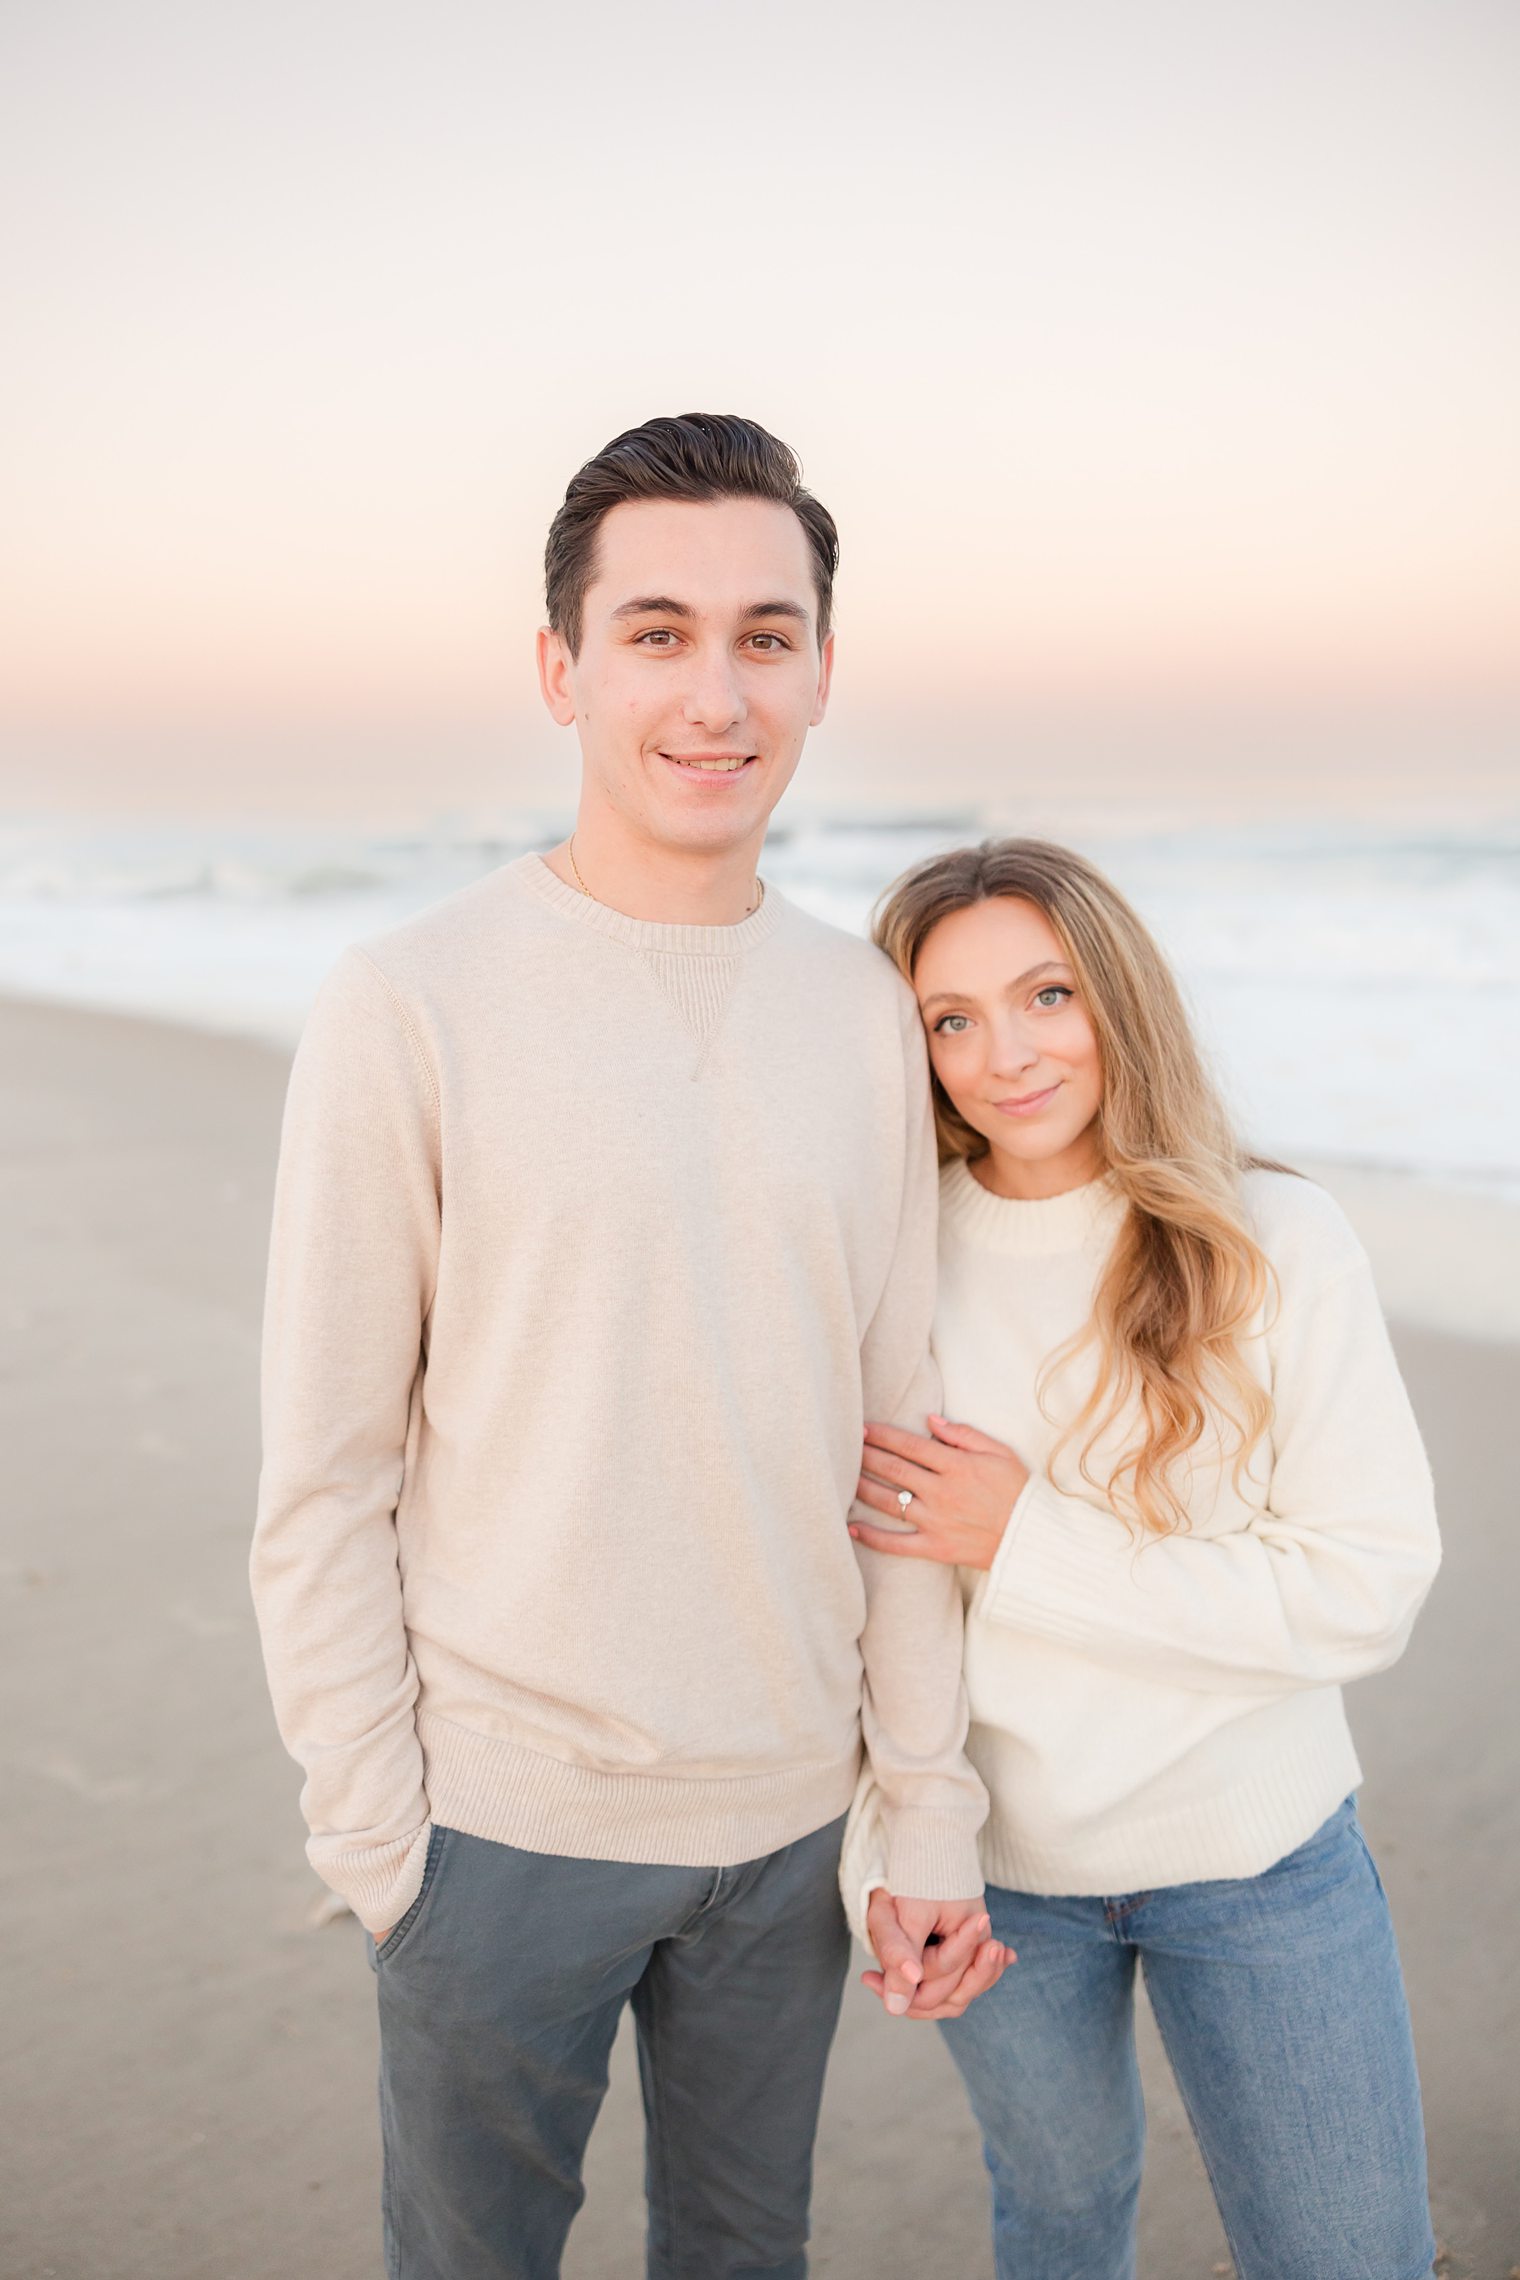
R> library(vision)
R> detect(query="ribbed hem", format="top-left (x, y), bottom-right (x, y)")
top-left (419, 1712), bottom-right (859, 1868)
top-left (510, 852), bottom-right (785, 957)
top-left (939, 1157), bottom-right (1125, 1257)
top-left (979, 1731), bottom-right (1363, 1896)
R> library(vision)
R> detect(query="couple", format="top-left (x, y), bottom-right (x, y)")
top-left (250, 413), bottom-right (1442, 2280)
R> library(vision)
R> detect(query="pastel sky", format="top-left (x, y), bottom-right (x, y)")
top-left (3, 0), bottom-right (1517, 816)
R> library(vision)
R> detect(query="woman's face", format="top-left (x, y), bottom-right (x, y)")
top-left (913, 895), bottom-right (1105, 1196)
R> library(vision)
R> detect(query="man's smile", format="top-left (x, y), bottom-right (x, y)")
top-left (659, 751), bottom-right (757, 774)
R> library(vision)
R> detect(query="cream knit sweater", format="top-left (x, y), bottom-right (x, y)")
top-left (251, 855), bottom-right (986, 1936)
top-left (842, 1160), bottom-right (1440, 1925)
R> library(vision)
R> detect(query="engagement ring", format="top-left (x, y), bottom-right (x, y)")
top-left (897, 1489), bottom-right (915, 1512)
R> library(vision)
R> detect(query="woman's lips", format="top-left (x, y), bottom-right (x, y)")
top-left (992, 1083), bottom-right (1060, 1118)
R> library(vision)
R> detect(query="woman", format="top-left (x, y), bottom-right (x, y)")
top-left (842, 839), bottom-right (1440, 2280)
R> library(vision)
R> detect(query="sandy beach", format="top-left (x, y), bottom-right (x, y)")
top-left (3, 996), bottom-right (1517, 2280)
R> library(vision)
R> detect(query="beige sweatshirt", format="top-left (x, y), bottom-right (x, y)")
top-left (841, 1162), bottom-right (1440, 1929)
top-left (251, 854), bottom-right (986, 1935)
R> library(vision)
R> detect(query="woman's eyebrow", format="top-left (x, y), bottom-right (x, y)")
top-left (919, 961), bottom-right (1070, 1014)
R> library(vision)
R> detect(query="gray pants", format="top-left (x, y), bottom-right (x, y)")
top-left (371, 1815), bottom-right (852, 2280)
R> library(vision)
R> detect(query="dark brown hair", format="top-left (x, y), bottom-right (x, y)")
top-left (544, 413), bottom-right (838, 655)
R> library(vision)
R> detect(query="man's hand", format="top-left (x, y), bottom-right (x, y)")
top-left (863, 1891), bottom-right (1012, 2021)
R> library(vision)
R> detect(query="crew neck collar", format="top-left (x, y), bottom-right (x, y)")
top-left (940, 1155), bottom-right (1126, 1256)
top-left (510, 852), bottom-right (785, 957)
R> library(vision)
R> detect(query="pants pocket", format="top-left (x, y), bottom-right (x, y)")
top-left (375, 1823), bottom-right (449, 1965)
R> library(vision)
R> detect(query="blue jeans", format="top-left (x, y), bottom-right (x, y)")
top-left (370, 1815), bottom-right (850, 2280)
top-left (940, 1798), bottom-right (1435, 2280)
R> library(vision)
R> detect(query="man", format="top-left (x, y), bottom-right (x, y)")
top-left (251, 412), bottom-right (1000, 2280)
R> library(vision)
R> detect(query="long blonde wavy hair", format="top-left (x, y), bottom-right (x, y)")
top-left (875, 838), bottom-right (1284, 1537)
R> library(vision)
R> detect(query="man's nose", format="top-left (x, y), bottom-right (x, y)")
top-left (681, 650), bottom-right (746, 732)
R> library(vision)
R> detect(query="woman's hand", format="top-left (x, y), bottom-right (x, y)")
top-left (851, 1414), bottom-right (1031, 1572)
top-left (862, 1888), bottom-right (1013, 2020)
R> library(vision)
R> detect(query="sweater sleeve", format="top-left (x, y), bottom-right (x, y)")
top-left (979, 1248), bottom-right (1441, 1696)
top-left (249, 948), bottom-right (442, 1934)
top-left (854, 984), bottom-right (988, 1900)
top-left (837, 1763), bottom-right (893, 1947)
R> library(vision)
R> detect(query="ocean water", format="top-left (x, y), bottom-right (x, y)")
top-left (2, 810), bottom-right (1517, 1198)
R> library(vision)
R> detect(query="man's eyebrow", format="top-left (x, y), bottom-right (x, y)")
top-left (608, 596), bottom-right (813, 626)
top-left (919, 961), bottom-right (1071, 1013)
top-left (741, 599), bottom-right (812, 625)
top-left (610, 595), bottom-right (695, 621)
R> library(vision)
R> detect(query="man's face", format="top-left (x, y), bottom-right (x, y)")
top-left (538, 496), bottom-right (834, 856)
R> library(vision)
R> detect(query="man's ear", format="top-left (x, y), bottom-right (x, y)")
top-left (810, 628), bottom-right (837, 728)
top-left (537, 625), bottom-right (578, 727)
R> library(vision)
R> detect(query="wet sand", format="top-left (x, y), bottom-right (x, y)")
top-left (2, 998), bottom-right (1516, 2279)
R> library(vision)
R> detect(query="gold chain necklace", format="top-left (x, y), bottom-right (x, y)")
top-left (567, 835), bottom-right (763, 918)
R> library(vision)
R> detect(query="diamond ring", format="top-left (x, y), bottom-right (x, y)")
top-left (897, 1488), bottom-right (915, 1513)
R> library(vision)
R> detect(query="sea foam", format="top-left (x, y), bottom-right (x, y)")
top-left (2, 810), bottom-right (1517, 1200)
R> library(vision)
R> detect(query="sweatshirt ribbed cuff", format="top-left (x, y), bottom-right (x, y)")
top-left (310, 1818), bottom-right (433, 1938)
top-left (882, 1807), bottom-right (986, 1904)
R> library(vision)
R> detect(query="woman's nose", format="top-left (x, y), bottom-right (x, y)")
top-left (988, 1025), bottom-right (1039, 1079)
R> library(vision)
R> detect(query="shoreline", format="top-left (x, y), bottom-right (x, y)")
top-left (1293, 1158), bottom-right (1520, 1346)
top-left (4, 988), bottom-right (1515, 1348)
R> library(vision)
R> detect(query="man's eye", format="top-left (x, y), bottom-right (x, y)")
top-left (637, 629), bottom-right (678, 647)
top-left (748, 632), bottom-right (788, 652)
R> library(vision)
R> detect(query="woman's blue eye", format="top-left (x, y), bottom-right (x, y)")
top-left (1034, 987), bottom-right (1073, 1009)
top-left (933, 1013), bottom-right (971, 1034)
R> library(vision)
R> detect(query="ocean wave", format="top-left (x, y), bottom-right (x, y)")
top-left (2, 810), bottom-right (1518, 1193)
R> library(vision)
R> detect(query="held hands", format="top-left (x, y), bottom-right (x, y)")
top-left (863, 1892), bottom-right (1013, 2021)
top-left (851, 1416), bottom-right (1031, 1572)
